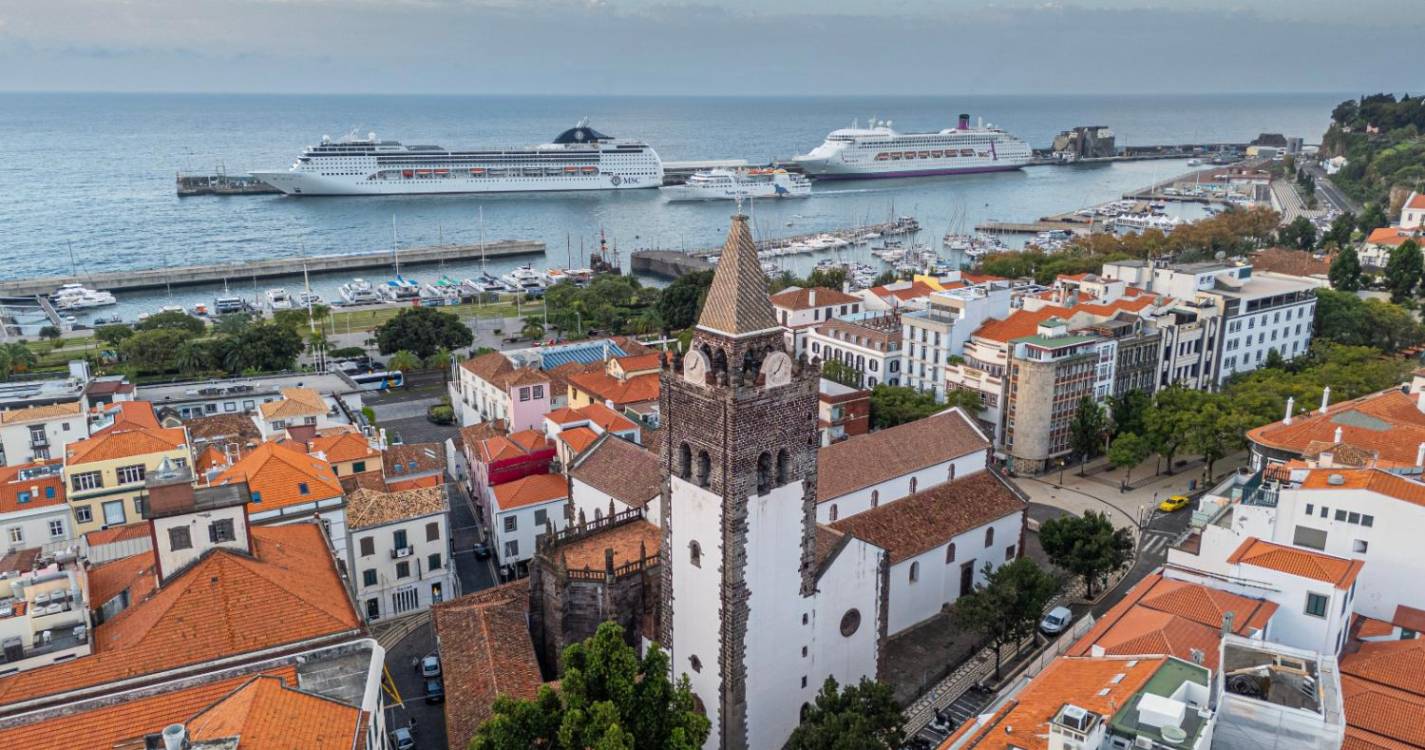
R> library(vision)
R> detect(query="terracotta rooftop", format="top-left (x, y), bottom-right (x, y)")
top-left (830, 470), bottom-right (1025, 564)
top-left (65, 425), bottom-right (187, 465)
top-left (1366, 227), bottom-right (1416, 247)
top-left (432, 581), bottom-right (544, 750)
top-left (569, 435), bottom-right (661, 508)
top-left (558, 426), bottom-right (600, 455)
top-left (460, 351), bottom-right (549, 390)
top-left (1252, 247), bottom-right (1332, 278)
top-left (817, 408), bottom-right (989, 501)
top-left (346, 485), bottom-right (448, 530)
top-left (0, 666), bottom-right (299, 750)
top-left (543, 406), bottom-right (584, 425)
top-left (1340, 638), bottom-right (1425, 749)
top-left (93, 401), bottom-right (162, 434)
top-left (612, 353), bottom-right (662, 373)
top-left (557, 519), bottom-right (661, 572)
top-left (211, 440), bottom-right (343, 511)
top-left (0, 524), bottom-right (360, 711)
top-left (478, 430), bottom-right (550, 464)
top-left (566, 370), bottom-right (660, 407)
top-left (1247, 388), bottom-right (1425, 467)
top-left (0, 461), bottom-right (65, 513)
top-left (306, 429), bottom-right (380, 465)
top-left (1226, 537), bottom-right (1365, 589)
top-left (186, 674), bottom-right (363, 749)
top-left (183, 412), bottom-right (262, 447)
top-left (1408, 192), bottom-right (1425, 211)
top-left (971, 295), bottom-right (1156, 344)
top-left (698, 213), bottom-right (779, 336)
top-left (1068, 573), bottom-right (1278, 669)
top-left (1295, 467), bottom-right (1425, 508)
top-left (257, 387), bottom-right (327, 421)
top-left (384, 441), bottom-right (446, 478)
top-left (493, 473), bottom-right (568, 511)
top-left (867, 280), bottom-right (938, 303)
top-left (576, 401), bottom-right (639, 433)
top-left (0, 400), bottom-right (82, 424)
top-left (938, 657), bottom-right (1166, 750)
top-left (457, 420), bottom-right (507, 451)
top-left (84, 523), bottom-right (151, 547)
top-left (770, 286), bottom-right (861, 311)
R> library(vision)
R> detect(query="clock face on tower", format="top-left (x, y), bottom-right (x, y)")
top-left (683, 350), bottom-right (709, 385)
top-left (761, 351), bottom-right (793, 388)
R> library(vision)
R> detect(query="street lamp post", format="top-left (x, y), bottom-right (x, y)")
top-left (1058, 458), bottom-right (1066, 485)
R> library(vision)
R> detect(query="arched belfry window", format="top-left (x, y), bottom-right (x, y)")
top-left (757, 452), bottom-right (773, 495)
top-left (696, 450), bottom-right (712, 488)
top-left (678, 443), bottom-right (692, 480)
top-left (712, 348), bottom-right (729, 378)
top-left (690, 540), bottom-right (702, 568)
top-left (776, 448), bottom-right (791, 485)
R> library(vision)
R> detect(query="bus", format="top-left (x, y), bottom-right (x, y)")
top-left (348, 369), bottom-right (404, 392)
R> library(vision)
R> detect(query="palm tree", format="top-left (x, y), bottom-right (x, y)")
top-left (521, 321), bottom-right (546, 341)
top-left (174, 341), bottom-right (208, 375)
top-left (3, 343), bottom-right (37, 373)
top-left (387, 350), bottom-right (421, 372)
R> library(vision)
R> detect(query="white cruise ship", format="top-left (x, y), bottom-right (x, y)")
top-left (791, 114), bottom-right (1031, 180)
top-left (662, 168), bottom-right (811, 201)
top-left (253, 120), bottom-right (663, 196)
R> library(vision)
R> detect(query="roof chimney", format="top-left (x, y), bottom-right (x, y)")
top-left (1320, 386), bottom-right (1330, 414)
top-left (161, 723), bottom-right (187, 750)
top-left (1220, 611), bottom-right (1235, 637)
top-left (1416, 442), bottom-right (1424, 468)
top-left (809, 289), bottom-right (817, 307)
top-left (1333, 426), bottom-right (1343, 444)
top-left (1284, 397), bottom-right (1294, 425)
top-left (1417, 389), bottom-right (1425, 414)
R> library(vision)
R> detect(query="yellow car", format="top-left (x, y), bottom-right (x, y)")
top-left (1158, 495), bottom-right (1191, 512)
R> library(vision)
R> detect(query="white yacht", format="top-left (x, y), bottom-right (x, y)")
top-left (252, 120), bottom-right (663, 196)
top-left (340, 279), bottom-right (383, 305)
top-left (213, 295), bottom-right (249, 315)
top-left (462, 273), bottom-right (512, 295)
top-left (793, 114), bottom-right (1031, 180)
top-left (500, 265), bottom-right (547, 295)
top-left (265, 288), bottom-right (294, 310)
top-left (663, 168), bottom-right (811, 201)
top-left (294, 290), bottom-right (324, 308)
top-left (50, 284), bottom-right (117, 311)
top-left (383, 277), bottom-right (421, 302)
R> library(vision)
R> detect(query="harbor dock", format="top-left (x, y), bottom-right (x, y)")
top-left (973, 220), bottom-right (1092, 236)
top-left (630, 250), bottom-right (714, 279)
top-left (0, 240), bottom-right (545, 297)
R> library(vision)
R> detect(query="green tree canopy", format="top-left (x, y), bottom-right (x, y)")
top-left (118, 328), bottom-right (194, 374)
top-left (1313, 288), bottom-right (1425, 352)
top-left (1277, 216), bottom-right (1317, 251)
top-left (1107, 432), bottom-right (1150, 486)
top-left (374, 307), bottom-right (474, 359)
top-left (1385, 239), bottom-right (1423, 302)
top-left (784, 677), bottom-right (905, 750)
top-left (387, 350), bottom-right (421, 372)
top-left (1107, 390), bottom-right (1151, 439)
top-left (868, 384), bottom-right (942, 429)
top-left (820, 359), bottom-right (862, 389)
top-left (470, 622), bottom-right (709, 750)
top-left (1328, 246), bottom-right (1363, 291)
top-left (954, 558), bottom-right (1060, 678)
top-left (1323, 212), bottom-right (1357, 249)
top-left (211, 322), bottom-right (304, 374)
top-left (1358, 203), bottom-right (1389, 234)
top-left (1145, 385), bottom-right (1201, 475)
top-left (1039, 511), bottom-right (1135, 598)
top-left (1069, 397), bottom-right (1108, 473)
top-left (944, 388), bottom-right (987, 415)
top-left (135, 309), bottom-right (206, 336)
top-left (655, 270), bottom-right (713, 331)
top-left (95, 324), bottom-right (134, 347)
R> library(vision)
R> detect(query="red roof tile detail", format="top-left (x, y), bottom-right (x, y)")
top-left (0, 461), bottom-right (65, 513)
top-left (830, 471), bottom-right (1025, 564)
top-left (493, 474), bottom-right (568, 511)
top-left (1248, 389), bottom-right (1425, 468)
top-left (1226, 537), bottom-right (1365, 589)
top-left (817, 409), bottom-right (988, 501)
top-left (186, 674), bottom-right (362, 749)
top-left (211, 440), bottom-right (343, 510)
top-left (66, 426), bottom-right (187, 465)
top-left (770, 286), bottom-right (861, 311)
top-left (567, 370), bottom-right (660, 407)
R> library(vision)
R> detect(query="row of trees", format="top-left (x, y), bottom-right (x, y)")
top-left (96, 309), bottom-right (306, 377)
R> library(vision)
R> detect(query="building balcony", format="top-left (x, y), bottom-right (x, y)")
top-left (390, 545), bottom-right (414, 560)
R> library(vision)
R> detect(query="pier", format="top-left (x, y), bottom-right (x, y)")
top-left (176, 171), bottom-right (280, 196)
top-left (973, 220), bottom-right (1092, 236)
top-left (0, 240), bottom-right (545, 297)
top-left (630, 250), bottom-right (714, 279)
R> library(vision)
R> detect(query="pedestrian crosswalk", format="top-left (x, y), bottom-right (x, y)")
top-left (1139, 535), bottom-right (1171, 555)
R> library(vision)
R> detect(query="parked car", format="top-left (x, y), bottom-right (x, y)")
top-left (1039, 606), bottom-right (1073, 636)
top-left (472, 542), bottom-right (492, 560)
top-left (424, 678), bottom-right (445, 704)
top-left (1158, 494), bottom-right (1191, 512)
top-left (391, 727), bottom-right (416, 750)
top-left (419, 654), bottom-right (441, 679)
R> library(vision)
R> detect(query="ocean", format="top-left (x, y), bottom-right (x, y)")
top-left (0, 92), bottom-right (1344, 318)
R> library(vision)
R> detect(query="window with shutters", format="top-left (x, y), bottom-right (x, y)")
top-left (362, 569), bottom-right (378, 587)
top-left (169, 527), bottom-right (192, 551)
top-left (360, 536), bottom-right (375, 556)
top-left (426, 521), bottom-right (440, 542)
top-left (209, 519), bottom-right (236, 543)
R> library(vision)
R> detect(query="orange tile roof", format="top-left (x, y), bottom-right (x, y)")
top-left (567, 370), bottom-right (660, 406)
top-left (559, 426), bottom-right (600, 455)
top-left (938, 657), bottom-right (1166, 750)
top-left (186, 674), bottom-right (362, 749)
top-left (434, 582), bottom-right (544, 750)
top-left (479, 431), bottom-right (549, 464)
top-left (543, 407), bottom-right (583, 425)
top-left (92, 400), bottom-right (162, 434)
top-left (193, 443), bottom-right (230, 474)
top-left (1341, 638), bottom-right (1425, 749)
top-left (492, 473), bottom-right (567, 511)
top-left (211, 440), bottom-right (343, 511)
top-left (84, 523), bottom-right (151, 547)
top-left (971, 295), bottom-right (1156, 344)
top-left (0, 524), bottom-right (360, 710)
top-left (460, 351), bottom-right (549, 389)
top-left (817, 409), bottom-right (988, 501)
top-left (1343, 637), bottom-right (1425, 698)
top-left (558, 519), bottom-right (661, 572)
top-left (0, 400), bottom-right (82, 424)
top-left (1296, 468), bottom-right (1425, 509)
top-left (1247, 388), bottom-right (1425, 468)
top-left (258, 387), bottom-right (327, 420)
top-left (509, 429), bottom-right (547, 452)
top-left (960, 272), bottom-right (1006, 284)
top-left (612, 353), bottom-right (663, 373)
top-left (307, 430), bottom-right (380, 465)
top-left (86, 551), bottom-right (157, 612)
top-left (457, 420), bottom-right (506, 451)
top-left (769, 286), bottom-right (861, 311)
top-left (1408, 192), bottom-right (1425, 211)
top-left (576, 402), bottom-right (638, 433)
top-left (385, 474), bottom-right (443, 492)
top-left (1354, 614), bottom-right (1398, 639)
top-left (1227, 537), bottom-right (1365, 589)
top-left (65, 425), bottom-right (187, 465)
top-left (0, 667), bottom-right (298, 750)
top-left (1069, 573), bottom-right (1277, 668)
top-left (383, 442), bottom-right (446, 478)
top-left (831, 471), bottom-right (1025, 564)
top-left (0, 461), bottom-right (65, 513)
top-left (1366, 227), bottom-right (1415, 247)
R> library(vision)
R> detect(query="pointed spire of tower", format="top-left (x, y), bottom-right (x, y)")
top-left (697, 213), bottom-right (778, 337)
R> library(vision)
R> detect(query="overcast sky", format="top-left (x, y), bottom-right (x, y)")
top-left (1, 0), bottom-right (1419, 95)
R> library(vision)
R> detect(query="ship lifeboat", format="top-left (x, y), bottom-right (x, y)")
top-left (889, 153), bottom-right (902, 160)
top-left (581, 166), bottom-right (597, 174)
top-left (918, 151), bottom-right (930, 158)
top-left (931, 150), bottom-right (944, 158)
top-left (434, 169), bottom-right (449, 176)
top-left (470, 168), bottom-right (485, 175)
top-left (875, 153), bottom-right (889, 161)
top-left (402, 170), bottom-right (414, 178)
top-left (416, 169), bottom-right (432, 176)
top-left (960, 149), bottom-right (974, 157)
top-left (563, 166), bottom-right (579, 173)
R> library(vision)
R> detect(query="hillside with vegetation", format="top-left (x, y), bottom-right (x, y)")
top-left (1321, 94), bottom-right (1425, 212)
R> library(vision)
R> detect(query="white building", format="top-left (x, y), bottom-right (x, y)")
top-left (450, 351), bottom-right (552, 432)
top-left (0, 402), bottom-right (87, 466)
top-left (254, 386), bottom-right (347, 439)
top-left (1402, 191), bottom-right (1425, 230)
top-left (490, 473), bottom-right (569, 571)
top-left (346, 485), bottom-right (457, 622)
top-left (568, 433), bottom-right (662, 527)
top-left (900, 283), bottom-right (1012, 400)
top-left (769, 286), bottom-right (863, 356)
top-left (0, 462), bottom-right (72, 551)
top-left (806, 311), bottom-right (904, 388)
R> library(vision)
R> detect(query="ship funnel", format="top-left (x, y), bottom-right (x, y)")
top-left (958, 114), bottom-right (970, 130)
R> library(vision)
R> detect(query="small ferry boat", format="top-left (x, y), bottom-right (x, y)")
top-left (294, 290), bottom-right (324, 308)
top-left (265, 288), bottom-right (294, 310)
top-left (213, 295), bottom-right (249, 315)
top-left (462, 274), bottom-right (512, 295)
top-left (384, 277), bottom-right (421, 302)
top-left (340, 279), bottom-right (383, 305)
top-left (663, 168), bottom-right (812, 201)
top-left (191, 302), bottom-right (210, 317)
top-left (500, 265), bottom-right (547, 295)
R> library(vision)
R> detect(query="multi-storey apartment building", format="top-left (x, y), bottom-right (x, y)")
top-left (806, 310), bottom-right (904, 388)
top-left (1003, 318), bottom-right (1101, 474)
top-left (769, 286), bottom-right (863, 356)
top-left (900, 283), bottom-right (1012, 400)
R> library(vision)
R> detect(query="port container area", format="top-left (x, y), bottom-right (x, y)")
top-left (0, 241), bottom-right (545, 298)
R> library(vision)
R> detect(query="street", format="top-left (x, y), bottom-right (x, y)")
top-left (1302, 161), bottom-right (1361, 215)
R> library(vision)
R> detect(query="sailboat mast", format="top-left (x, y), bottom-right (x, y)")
top-left (391, 214), bottom-right (401, 278)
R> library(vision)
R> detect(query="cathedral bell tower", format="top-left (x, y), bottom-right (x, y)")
top-left (659, 212), bottom-right (821, 750)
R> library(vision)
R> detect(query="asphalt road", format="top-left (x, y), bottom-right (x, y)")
top-left (1304, 162), bottom-right (1361, 214)
top-left (384, 620), bottom-right (448, 750)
